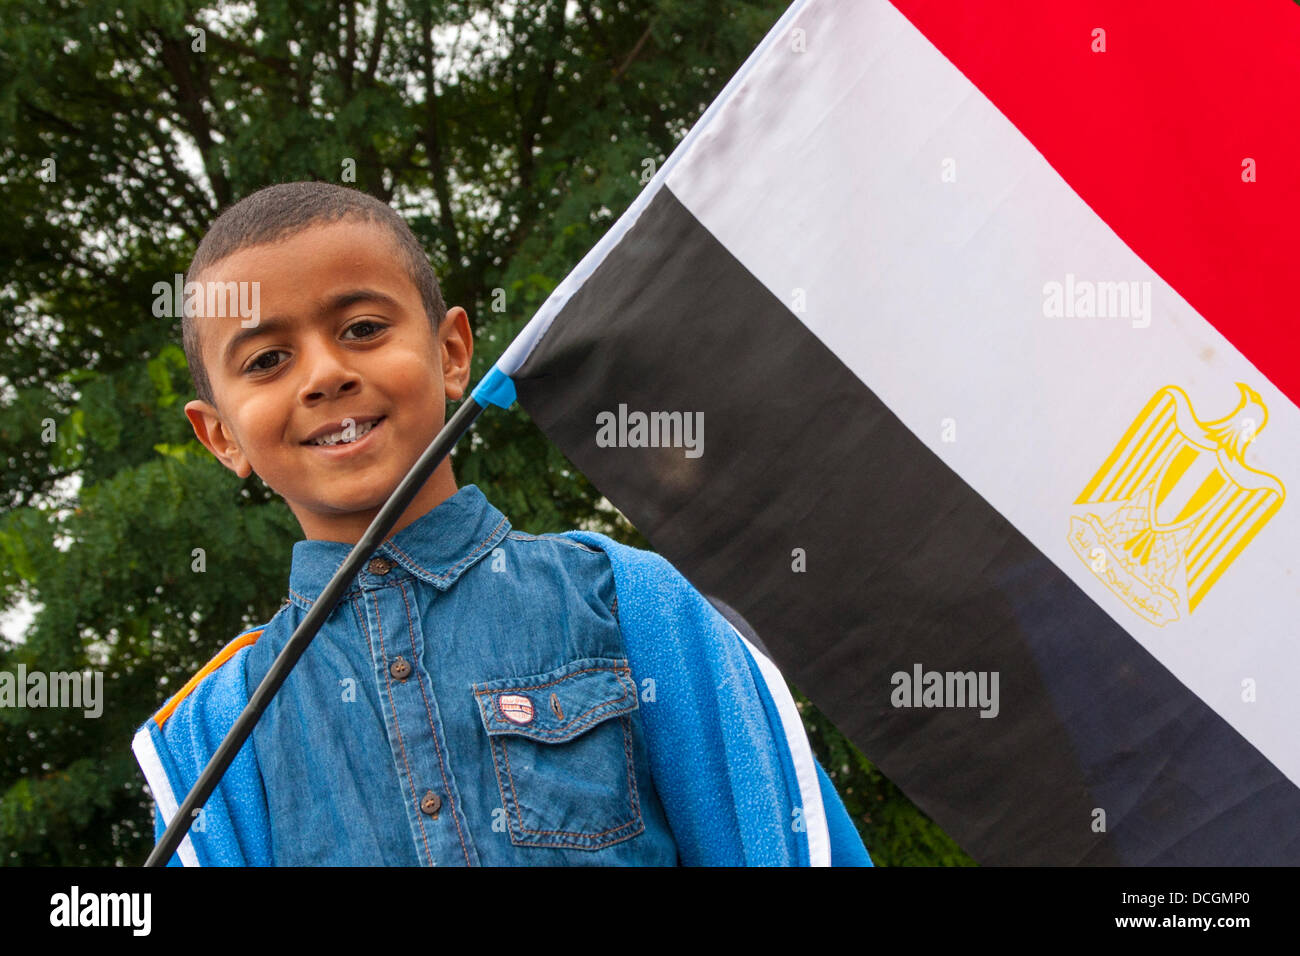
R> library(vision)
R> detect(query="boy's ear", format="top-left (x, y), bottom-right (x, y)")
top-left (184, 400), bottom-right (253, 478)
top-left (439, 306), bottom-right (473, 401)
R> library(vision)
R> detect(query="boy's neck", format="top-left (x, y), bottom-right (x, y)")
top-left (293, 462), bottom-right (461, 544)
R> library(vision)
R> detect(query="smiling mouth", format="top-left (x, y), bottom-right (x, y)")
top-left (303, 416), bottom-right (386, 447)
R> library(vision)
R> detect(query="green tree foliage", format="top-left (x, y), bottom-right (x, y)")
top-left (0, 0), bottom-right (972, 865)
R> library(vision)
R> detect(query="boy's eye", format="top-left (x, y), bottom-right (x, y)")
top-left (246, 350), bottom-right (287, 373)
top-left (343, 319), bottom-right (386, 339)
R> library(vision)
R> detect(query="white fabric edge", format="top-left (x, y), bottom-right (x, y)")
top-left (498, 0), bottom-right (814, 377)
top-left (727, 623), bottom-right (832, 867)
top-left (132, 726), bottom-right (200, 868)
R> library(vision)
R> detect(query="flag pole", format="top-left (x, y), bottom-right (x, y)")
top-left (144, 366), bottom-right (517, 867)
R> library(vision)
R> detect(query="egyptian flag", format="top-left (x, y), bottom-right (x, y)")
top-left (478, 0), bottom-right (1300, 864)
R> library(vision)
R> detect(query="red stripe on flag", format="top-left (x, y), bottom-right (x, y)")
top-left (888, 0), bottom-right (1300, 406)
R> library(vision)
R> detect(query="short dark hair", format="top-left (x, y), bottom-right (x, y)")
top-left (181, 181), bottom-right (446, 405)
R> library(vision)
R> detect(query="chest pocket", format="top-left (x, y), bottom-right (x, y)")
top-left (472, 657), bottom-right (645, 850)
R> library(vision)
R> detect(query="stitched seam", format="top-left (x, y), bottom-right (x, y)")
top-left (439, 515), bottom-right (508, 577)
top-left (537, 534), bottom-right (600, 553)
top-left (512, 824), bottom-right (641, 849)
top-left (369, 589), bottom-right (433, 866)
top-left (486, 692), bottom-right (628, 732)
top-left (504, 531), bottom-right (596, 552)
top-left (513, 821), bottom-right (640, 849)
top-left (476, 672), bottom-right (633, 737)
top-left (350, 592), bottom-right (376, 659)
top-left (287, 586), bottom-right (316, 608)
top-left (480, 671), bottom-right (637, 738)
top-left (500, 734), bottom-right (528, 840)
top-left (487, 735), bottom-right (516, 843)
top-left (484, 701), bottom-right (635, 742)
top-left (622, 714), bottom-right (643, 823)
top-left (472, 664), bottom-right (631, 696)
top-left (386, 515), bottom-right (508, 581)
top-left (398, 580), bottom-right (473, 867)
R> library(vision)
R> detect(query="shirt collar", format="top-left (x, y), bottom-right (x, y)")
top-left (286, 483), bottom-right (511, 611)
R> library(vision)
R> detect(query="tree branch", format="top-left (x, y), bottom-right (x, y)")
top-left (139, 120), bottom-right (214, 238)
top-left (613, 23), bottom-right (653, 81)
top-left (340, 0), bottom-right (356, 95)
top-left (203, 32), bottom-right (296, 78)
top-left (152, 28), bottom-right (231, 206)
top-left (419, 5), bottom-right (462, 268)
top-left (515, 0), bottom-right (567, 195)
top-left (364, 0), bottom-right (389, 82)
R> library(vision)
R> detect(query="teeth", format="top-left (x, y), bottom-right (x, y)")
top-left (308, 419), bottom-right (378, 446)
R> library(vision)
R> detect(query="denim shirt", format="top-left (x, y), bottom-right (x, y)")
top-left (242, 484), bottom-right (679, 865)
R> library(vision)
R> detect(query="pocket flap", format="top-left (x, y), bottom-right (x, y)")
top-left (472, 658), bottom-right (637, 743)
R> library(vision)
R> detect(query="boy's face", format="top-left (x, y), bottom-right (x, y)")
top-left (183, 218), bottom-right (472, 543)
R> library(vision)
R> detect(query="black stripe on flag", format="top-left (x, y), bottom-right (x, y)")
top-left (514, 186), bottom-right (1300, 865)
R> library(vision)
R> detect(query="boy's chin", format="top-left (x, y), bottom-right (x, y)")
top-left (286, 491), bottom-right (396, 525)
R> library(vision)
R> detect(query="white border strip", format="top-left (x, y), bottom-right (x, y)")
top-left (497, 0), bottom-right (814, 376)
top-left (132, 727), bottom-right (200, 867)
top-left (729, 623), bottom-right (831, 867)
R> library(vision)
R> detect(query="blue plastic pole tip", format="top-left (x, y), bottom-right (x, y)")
top-left (470, 366), bottom-right (517, 409)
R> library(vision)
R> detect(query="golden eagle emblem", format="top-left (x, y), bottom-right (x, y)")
top-left (1068, 384), bottom-right (1284, 626)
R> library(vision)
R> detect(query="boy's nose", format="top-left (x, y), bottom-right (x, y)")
top-left (298, 346), bottom-right (362, 403)
top-left (302, 377), bottom-right (360, 403)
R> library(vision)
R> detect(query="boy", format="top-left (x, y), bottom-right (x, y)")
top-left (132, 181), bottom-right (871, 866)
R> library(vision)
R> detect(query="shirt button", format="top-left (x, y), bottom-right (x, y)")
top-left (367, 556), bottom-right (394, 575)
top-left (420, 791), bottom-right (441, 817)
top-left (389, 656), bottom-right (412, 680)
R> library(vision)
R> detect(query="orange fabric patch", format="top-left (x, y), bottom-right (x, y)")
top-left (153, 629), bottom-right (264, 729)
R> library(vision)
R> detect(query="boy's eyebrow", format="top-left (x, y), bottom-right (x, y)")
top-left (220, 289), bottom-right (402, 367)
top-left (326, 288), bottom-right (401, 312)
top-left (222, 315), bottom-right (292, 368)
